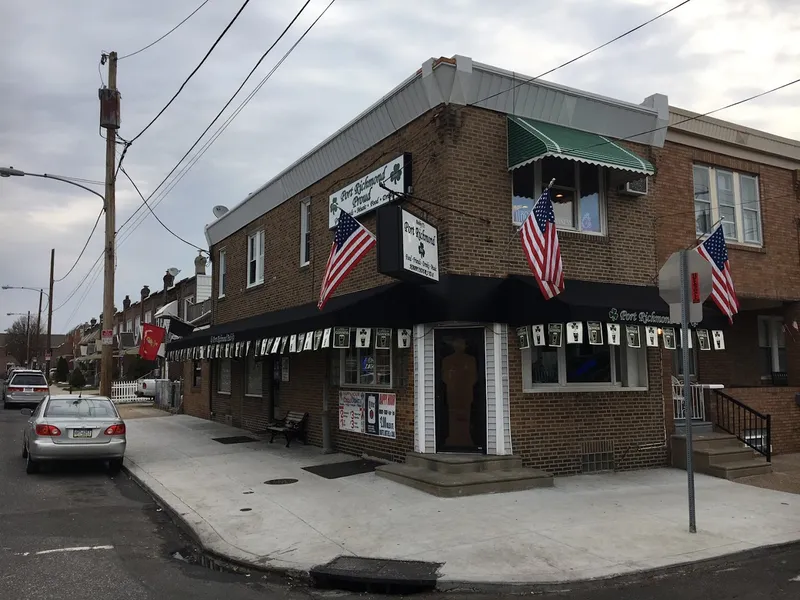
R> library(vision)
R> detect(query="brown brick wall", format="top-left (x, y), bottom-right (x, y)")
top-left (182, 360), bottom-right (211, 420)
top-left (723, 386), bottom-right (800, 454)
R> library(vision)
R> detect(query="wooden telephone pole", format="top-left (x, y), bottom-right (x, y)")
top-left (99, 52), bottom-right (119, 397)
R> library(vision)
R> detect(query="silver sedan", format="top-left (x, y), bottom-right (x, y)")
top-left (21, 395), bottom-right (126, 475)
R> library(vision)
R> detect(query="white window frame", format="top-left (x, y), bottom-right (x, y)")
top-left (134, 316), bottom-right (142, 342)
top-left (247, 230), bottom-right (265, 288)
top-left (512, 158), bottom-right (606, 236)
top-left (521, 344), bottom-right (648, 392)
top-left (217, 359), bottom-right (231, 394)
top-left (218, 249), bottom-right (227, 298)
top-left (339, 329), bottom-right (393, 388)
top-left (244, 354), bottom-right (262, 397)
top-left (300, 198), bottom-right (311, 267)
top-left (693, 164), bottom-right (762, 246)
top-left (758, 315), bottom-right (786, 378)
top-left (183, 295), bottom-right (194, 319)
top-left (144, 310), bottom-right (152, 324)
top-left (126, 319), bottom-right (132, 334)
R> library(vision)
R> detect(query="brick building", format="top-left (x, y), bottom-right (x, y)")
top-left (657, 108), bottom-right (800, 454)
top-left (168, 54), bottom-right (760, 482)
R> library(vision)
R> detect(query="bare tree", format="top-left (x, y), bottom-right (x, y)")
top-left (4, 314), bottom-right (43, 367)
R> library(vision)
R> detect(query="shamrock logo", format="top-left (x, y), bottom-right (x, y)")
top-left (418, 242), bottom-right (425, 258)
top-left (330, 198), bottom-right (339, 215)
top-left (389, 163), bottom-right (402, 184)
top-left (608, 308), bottom-right (619, 322)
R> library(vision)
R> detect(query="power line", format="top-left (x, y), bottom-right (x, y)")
top-left (117, 0), bottom-right (335, 243)
top-left (469, 0), bottom-right (694, 106)
top-left (116, 0), bottom-right (313, 234)
top-left (118, 165), bottom-right (206, 252)
top-left (129, 0), bottom-right (252, 144)
top-left (54, 206), bottom-right (104, 283)
top-left (119, 0), bottom-right (211, 60)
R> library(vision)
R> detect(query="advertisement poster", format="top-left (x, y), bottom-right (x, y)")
top-left (378, 394), bottom-right (396, 439)
top-left (365, 392), bottom-right (379, 435)
top-left (339, 391), bottom-right (365, 433)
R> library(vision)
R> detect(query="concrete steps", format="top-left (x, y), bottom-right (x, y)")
top-left (375, 453), bottom-right (553, 497)
top-left (672, 432), bottom-right (772, 479)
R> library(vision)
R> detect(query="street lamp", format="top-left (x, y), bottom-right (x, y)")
top-left (1, 165), bottom-right (114, 395)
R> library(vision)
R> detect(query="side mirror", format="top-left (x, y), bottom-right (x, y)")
top-left (20, 408), bottom-right (32, 417)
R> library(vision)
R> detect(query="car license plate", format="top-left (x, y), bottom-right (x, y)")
top-left (73, 429), bottom-right (93, 438)
top-left (24, 387), bottom-right (33, 393)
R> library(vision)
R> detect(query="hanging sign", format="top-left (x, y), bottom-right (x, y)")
top-left (313, 330), bottom-right (324, 350)
top-left (712, 330), bottom-right (725, 350)
top-left (626, 325), bottom-right (641, 348)
top-left (303, 332), bottom-right (314, 351)
top-left (375, 328), bottom-right (392, 349)
top-left (566, 322), bottom-right (583, 344)
top-left (516, 326), bottom-right (531, 350)
top-left (662, 327), bottom-right (676, 350)
top-left (548, 323), bottom-right (563, 347)
top-left (532, 324), bottom-right (546, 347)
top-left (329, 153), bottom-right (411, 229)
top-left (606, 323), bottom-right (621, 346)
top-left (376, 205), bottom-right (439, 283)
top-left (697, 329), bottom-right (711, 351)
top-left (355, 328), bottom-right (371, 349)
top-left (397, 329), bottom-right (411, 348)
top-left (645, 326), bottom-right (659, 347)
top-left (333, 327), bottom-right (351, 349)
top-left (587, 322), bottom-right (603, 345)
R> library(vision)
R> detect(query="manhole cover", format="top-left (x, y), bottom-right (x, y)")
top-left (264, 478), bottom-right (298, 485)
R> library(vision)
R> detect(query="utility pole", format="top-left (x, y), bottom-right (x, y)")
top-left (99, 51), bottom-right (119, 397)
top-left (35, 289), bottom-right (43, 368)
top-left (25, 311), bottom-right (31, 367)
top-left (47, 248), bottom-right (54, 376)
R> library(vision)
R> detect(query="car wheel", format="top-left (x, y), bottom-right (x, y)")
top-left (108, 458), bottom-right (123, 475)
top-left (25, 453), bottom-right (38, 474)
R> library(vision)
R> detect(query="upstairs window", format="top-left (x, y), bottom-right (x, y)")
top-left (247, 230), bottom-right (265, 288)
top-left (693, 165), bottom-right (761, 245)
top-left (218, 249), bottom-right (227, 298)
top-left (512, 158), bottom-right (604, 234)
top-left (144, 310), bottom-right (152, 324)
top-left (300, 198), bottom-right (311, 266)
top-left (758, 316), bottom-right (786, 378)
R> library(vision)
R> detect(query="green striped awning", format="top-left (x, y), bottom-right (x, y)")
top-left (507, 115), bottom-right (655, 175)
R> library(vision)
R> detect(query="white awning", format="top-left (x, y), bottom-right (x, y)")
top-left (155, 300), bottom-right (178, 319)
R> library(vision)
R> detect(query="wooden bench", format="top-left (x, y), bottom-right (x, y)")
top-left (262, 411), bottom-right (309, 447)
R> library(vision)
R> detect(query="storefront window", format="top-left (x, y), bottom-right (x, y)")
top-left (217, 359), bottom-right (231, 394)
top-left (758, 316), bottom-right (786, 378)
top-left (245, 355), bottom-right (262, 396)
top-left (522, 341), bottom-right (646, 391)
top-left (341, 329), bottom-right (391, 387)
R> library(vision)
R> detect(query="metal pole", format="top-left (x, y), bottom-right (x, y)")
top-left (25, 311), bottom-right (31, 366)
top-left (47, 249), bottom-right (54, 377)
top-left (680, 249), bottom-right (697, 533)
top-left (35, 289), bottom-right (43, 367)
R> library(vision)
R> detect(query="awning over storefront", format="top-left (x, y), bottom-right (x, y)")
top-left (507, 115), bottom-right (655, 176)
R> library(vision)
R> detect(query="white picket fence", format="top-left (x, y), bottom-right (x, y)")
top-left (111, 380), bottom-right (139, 403)
top-left (672, 377), bottom-right (706, 421)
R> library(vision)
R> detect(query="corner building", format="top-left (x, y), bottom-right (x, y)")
top-left (170, 55), bottom-right (724, 476)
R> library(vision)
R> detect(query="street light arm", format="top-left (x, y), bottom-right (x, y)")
top-left (2, 286), bottom-right (50, 300)
top-left (35, 173), bottom-right (107, 210)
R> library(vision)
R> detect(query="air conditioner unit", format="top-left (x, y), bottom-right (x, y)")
top-left (618, 177), bottom-right (649, 197)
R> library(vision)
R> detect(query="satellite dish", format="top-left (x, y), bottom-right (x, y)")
top-left (167, 267), bottom-right (181, 277)
top-left (212, 205), bottom-right (229, 218)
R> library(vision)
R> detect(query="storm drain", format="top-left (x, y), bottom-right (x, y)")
top-left (212, 436), bottom-right (259, 445)
top-left (264, 478), bottom-right (298, 485)
top-left (311, 556), bottom-right (441, 594)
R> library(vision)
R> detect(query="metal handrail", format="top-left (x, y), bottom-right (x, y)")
top-left (712, 389), bottom-right (771, 461)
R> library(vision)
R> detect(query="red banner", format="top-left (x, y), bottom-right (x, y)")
top-left (139, 324), bottom-right (166, 361)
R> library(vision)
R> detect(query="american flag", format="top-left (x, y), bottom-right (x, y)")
top-left (696, 225), bottom-right (739, 323)
top-left (520, 188), bottom-right (564, 299)
top-left (318, 210), bottom-right (376, 310)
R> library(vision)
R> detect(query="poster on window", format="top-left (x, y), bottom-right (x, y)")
top-left (606, 323), bottom-right (621, 346)
top-left (355, 328), bottom-right (371, 349)
top-left (516, 326), bottom-right (530, 349)
top-left (587, 322), bottom-right (603, 345)
top-left (626, 325), bottom-right (641, 348)
top-left (532, 324), bottom-right (546, 346)
top-left (712, 330), bottom-right (725, 350)
top-left (566, 322), bottom-right (583, 344)
top-left (662, 327), bottom-right (676, 350)
top-left (645, 326), bottom-right (659, 347)
top-left (397, 329), bottom-right (412, 348)
top-left (379, 393), bottom-right (396, 439)
top-left (304, 332), bottom-right (314, 351)
top-left (696, 329), bottom-right (711, 351)
top-left (333, 327), bottom-right (350, 349)
top-left (322, 328), bottom-right (332, 348)
top-left (365, 392), bottom-right (379, 435)
top-left (339, 391), bottom-right (365, 433)
top-left (375, 328), bottom-right (392, 349)
top-left (548, 323), bottom-right (562, 347)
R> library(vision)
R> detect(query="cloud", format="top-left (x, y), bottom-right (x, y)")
top-left (1, 0), bottom-right (798, 333)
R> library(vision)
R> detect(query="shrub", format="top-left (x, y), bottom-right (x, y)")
top-left (56, 357), bottom-right (70, 382)
top-left (69, 367), bottom-right (86, 388)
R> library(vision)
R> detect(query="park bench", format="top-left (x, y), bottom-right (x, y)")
top-left (262, 411), bottom-right (309, 447)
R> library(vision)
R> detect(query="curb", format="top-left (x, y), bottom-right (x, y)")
top-left (123, 459), bottom-right (800, 593)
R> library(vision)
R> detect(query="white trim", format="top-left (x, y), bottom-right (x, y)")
top-left (246, 230), bottom-right (265, 288)
top-left (519, 120), bottom-right (562, 152)
top-left (492, 325), bottom-right (505, 455)
top-left (217, 248), bottom-right (227, 298)
top-left (414, 324), bottom-right (426, 453)
top-left (600, 135), bottom-right (648, 171)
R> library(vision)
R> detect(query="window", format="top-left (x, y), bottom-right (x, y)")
top-left (672, 347), bottom-right (697, 379)
top-left (300, 198), bottom-right (311, 266)
top-left (135, 316), bottom-right (142, 342)
top-left (693, 165), bottom-right (762, 245)
top-left (758, 316), bottom-right (786, 378)
top-left (247, 230), bottom-right (265, 287)
top-left (192, 360), bottom-right (202, 388)
top-left (218, 249), bottom-right (227, 298)
top-left (126, 319), bottom-right (132, 334)
top-left (45, 397), bottom-right (117, 418)
top-left (340, 329), bottom-right (392, 387)
top-left (512, 157), bottom-right (604, 234)
top-left (522, 341), bottom-right (647, 391)
top-left (144, 310), bottom-right (152, 324)
top-left (245, 355), bottom-right (262, 396)
top-left (183, 296), bottom-right (194, 319)
top-left (217, 359), bottom-right (231, 394)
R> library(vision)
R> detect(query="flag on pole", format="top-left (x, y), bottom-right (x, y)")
top-left (696, 224), bottom-right (739, 323)
top-left (520, 188), bottom-right (564, 299)
top-left (318, 210), bottom-right (376, 310)
top-left (139, 324), bottom-right (166, 361)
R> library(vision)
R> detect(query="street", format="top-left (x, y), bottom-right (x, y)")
top-left (2, 407), bottom-right (800, 599)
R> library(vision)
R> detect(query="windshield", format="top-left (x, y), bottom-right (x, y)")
top-left (44, 398), bottom-right (118, 418)
top-left (10, 374), bottom-right (47, 387)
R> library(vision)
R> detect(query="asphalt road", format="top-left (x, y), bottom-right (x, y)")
top-left (2, 406), bottom-right (800, 600)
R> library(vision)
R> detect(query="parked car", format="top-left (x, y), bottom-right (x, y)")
top-left (3, 369), bottom-right (49, 409)
top-left (136, 378), bottom-right (161, 398)
top-left (21, 395), bottom-right (126, 474)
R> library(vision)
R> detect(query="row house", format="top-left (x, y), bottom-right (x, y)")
top-left (166, 55), bottom-right (799, 489)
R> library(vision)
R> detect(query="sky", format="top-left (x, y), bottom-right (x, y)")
top-left (0, 0), bottom-right (798, 334)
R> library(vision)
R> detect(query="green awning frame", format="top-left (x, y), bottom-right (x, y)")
top-left (507, 115), bottom-right (655, 176)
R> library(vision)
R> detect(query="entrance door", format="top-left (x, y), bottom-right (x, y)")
top-left (434, 328), bottom-right (486, 453)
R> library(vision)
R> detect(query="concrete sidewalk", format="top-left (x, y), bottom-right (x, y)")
top-left (123, 414), bottom-right (800, 587)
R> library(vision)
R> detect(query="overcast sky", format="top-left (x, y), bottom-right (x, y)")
top-left (1, 0), bottom-right (798, 334)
